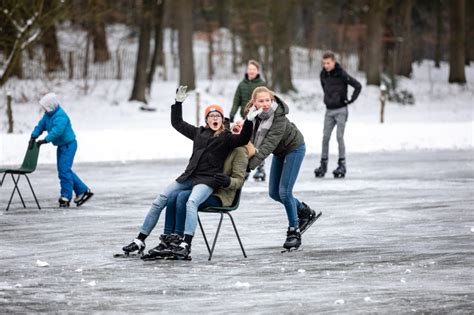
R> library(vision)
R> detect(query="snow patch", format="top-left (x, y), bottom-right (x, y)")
top-left (36, 259), bottom-right (49, 267)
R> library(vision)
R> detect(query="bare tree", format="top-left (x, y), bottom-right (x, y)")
top-left (130, 0), bottom-right (153, 103)
top-left (366, 0), bottom-right (385, 86)
top-left (177, 0), bottom-right (195, 90)
top-left (41, 0), bottom-right (64, 72)
top-left (89, 0), bottom-right (110, 63)
top-left (147, 0), bottom-right (166, 91)
top-left (395, 0), bottom-right (413, 77)
top-left (0, 0), bottom-right (45, 87)
top-left (270, 0), bottom-right (296, 93)
top-left (448, 0), bottom-right (466, 83)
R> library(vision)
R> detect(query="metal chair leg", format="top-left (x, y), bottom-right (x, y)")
top-left (7, 174), bottom-right (26, 211)
top-left (198, 215), bottom-right (211, 256)
top-left (226, 212), bottom-right (247, 258)
top-left (24, 174), bottom-right (41, 210)
top-left (208, 212), bottom-right (224, 261)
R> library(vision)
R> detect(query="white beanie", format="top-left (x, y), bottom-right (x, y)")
top-left (39, 93), bottom-right (60, 112)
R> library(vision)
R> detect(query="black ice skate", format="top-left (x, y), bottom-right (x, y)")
top-left (253, 165), bottom-right (266, 182)
top-left (298, 202), bottom-right (322, 234)
top-left (116, 239), bottom-right (145, 258)
top-left (314, 159), bottom-right (328, 178)
top-left (58, 197), bottom-right (70, 208)
top-left (171, 241), bottom-right (192, 260)
top-left (333, 158), bottom-right (346, 178)
top-left (74, 189), bottom-right (94, 207)
top-left (282, 227), bottom-right (302, 252)
top-left (141, 234), bottom-right (182, 260)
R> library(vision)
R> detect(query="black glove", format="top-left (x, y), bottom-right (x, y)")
top-left (36, 139), bottom-right (47, 146)
top-left (28, 137), bottom-right (36, 149)
top-left (229, 116), bottom-right (234, 123)
top-left (214, 173), bottom-right (231, 188)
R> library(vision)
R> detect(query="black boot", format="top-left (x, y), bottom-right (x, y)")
top-left (283, 227), bottom-right (301, 249)
top-left (58, 197), bottom-right (70, 208)
top-left (298, 202), bottom-right (320, 233)
top-left (142, 234), bottom-right (172, 259)
top-left (333, 158), bottom-right (346, 178)
top-left (172, 234), bottom-right (192, 259)
top-left (253, 165), bottom-right (266, 181)
top-left (314, 159), bottom-right (328, 178)
top-left (122, 238), bottom-right (146, 255)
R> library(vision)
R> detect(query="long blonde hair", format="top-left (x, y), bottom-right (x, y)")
top-left (243, 87), bottom-right (276, 117)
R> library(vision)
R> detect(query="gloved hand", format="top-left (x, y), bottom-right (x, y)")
top-left (246, 106), bottom-right (263, 121)
top-left (36, 139), bottom-right (47, 146)
top-left (175, 85), bottom-right (188, 103)
top-left (214, 173), bottom-right (231, 188)
top-left (229, 116), bottom-right (234, 123)
top-left (28, 137), bottom-right (36, 149)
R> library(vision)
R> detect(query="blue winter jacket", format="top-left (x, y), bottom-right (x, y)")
top-left (31, 106), bottom-right (76, 146)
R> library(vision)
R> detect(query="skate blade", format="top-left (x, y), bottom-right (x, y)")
top-left (281, 247), bottom-right (302, 253)
top-left (113, 252), bottom-right (143, 258)
top-left (76, 193), bottom-right (94, 207)
top-left (301, 211), bottom-right (322, 235)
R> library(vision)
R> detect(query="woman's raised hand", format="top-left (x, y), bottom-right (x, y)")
top-left (175, 85), bottom-right (188, 102)
top-left (246, 106), bottom-right (263, 121)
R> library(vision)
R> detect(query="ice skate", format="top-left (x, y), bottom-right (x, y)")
top-left (74, 189), bottom-right (94, 206)
top-left (58, 197), bottom-right (70, 208)
top-left (253, 165), bottom-right (266, 182)
top-left (333, 158), bottom-right (346, 178)
top-left (281, 227), bottom-right (302, 253)
top-left (298, 202), bottom-right (322, 234)
top-left (116, 239), bottom-right (145, 257)
top-left (314, 159), bottom-right (328, 178)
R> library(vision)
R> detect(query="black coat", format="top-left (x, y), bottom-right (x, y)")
top-left (171, 101), bottom-right (253, 189)
top-left (320, 63), bottom-right (362, 110)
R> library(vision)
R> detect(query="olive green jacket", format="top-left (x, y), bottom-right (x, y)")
top-left (213, 146), bottom-right (249, 207)
top-left (230, 74), bottom-right (266, 120)
top-left (248, 96), bottom-right (305, 169)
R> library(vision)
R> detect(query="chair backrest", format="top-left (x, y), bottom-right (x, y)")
top-left (20, 142), bottom-right (40, 173)
top-left (229, 189), bottom-right (242, 209)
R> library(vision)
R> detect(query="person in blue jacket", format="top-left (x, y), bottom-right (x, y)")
top-left (30, 92), bottom-right (93, 208)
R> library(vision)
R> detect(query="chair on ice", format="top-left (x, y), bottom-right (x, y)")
top-left (197, 189), bottom-right (247, 261)
top-left (0, 142), bottom-right (41, 211)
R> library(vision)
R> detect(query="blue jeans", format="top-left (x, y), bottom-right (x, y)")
top-left (56, 140), bottom-right (88, 200)
top-left (174, 190), bottom-right (222, 235)
top-left (140, 180), bottom-right (214, 236)
top-left (269, 143), bottom-right (305, 228)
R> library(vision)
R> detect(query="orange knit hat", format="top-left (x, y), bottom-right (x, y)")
top-left (204, 104), bottom-right (224, 119)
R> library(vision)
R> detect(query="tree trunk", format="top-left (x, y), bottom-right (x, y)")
top-left (147, 0), bottom-right (166, 91)
top-left (396, 0), bottom-right (413, 77)
top-left (89, 0), bottom-right (110, 63)
top-left (465, 0), bottom-right (473, 65)
top-left (366, 0), bottom-right (384, 86)
top-left (448, 0), bottom-right (466, 83)
top-left (130, 0), bottom-right (153, 103)
top-left (177, 0), bottom-right (195, 90)
top-left (434, 0), bottom-right (443, 68)
top-left (234, 0), bottom-right (259, 64)
top-left (270, 0), bottom-right (296, 93)
top-left (41, 23), bottom-right (64, 72)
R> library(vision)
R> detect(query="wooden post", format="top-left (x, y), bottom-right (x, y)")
top-left (6, 93), bottom-right (13, 133)
top-left (68, 51), bottom-right (74, 80)
top-left (380, 83), bottom-right (387, 124)
top-left (116, 49), bottom-right (122, 80)
top-left (195, 89), bottom-right (201, 126)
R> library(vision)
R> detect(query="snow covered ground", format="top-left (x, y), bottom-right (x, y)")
top-left (1, 61), bottom-right (473, 166)
top-left (0, 151), bottom-right (473, 313)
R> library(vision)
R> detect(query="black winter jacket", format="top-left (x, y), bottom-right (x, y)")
top-left (171, 101), bottom-right (253, 189)
top-left (320, 63), bottom-right (362, 110)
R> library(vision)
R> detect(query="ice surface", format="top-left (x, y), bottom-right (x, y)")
top-left (0, 151), bottom-right (472, 313)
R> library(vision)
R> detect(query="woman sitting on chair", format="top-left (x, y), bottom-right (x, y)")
top-left (143, 120), bottom-right (255, 260)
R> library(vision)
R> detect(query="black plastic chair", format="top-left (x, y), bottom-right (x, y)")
top-left (197, 189), bottom-right (247, 261)
top-left (0, 142), bottom-right (41, 211)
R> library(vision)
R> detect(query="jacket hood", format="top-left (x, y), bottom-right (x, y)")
top-left (321, 62), bottom-right (343, 76)
top-left (39, 93), bottom-right (60, 113)
top-left (274, 95), bottom-right (289, 116)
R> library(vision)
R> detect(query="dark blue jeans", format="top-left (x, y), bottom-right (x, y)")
top-left (268, 143), bottom-right (305, 228)
top-left (170, 190), bottom-right (222, 236)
